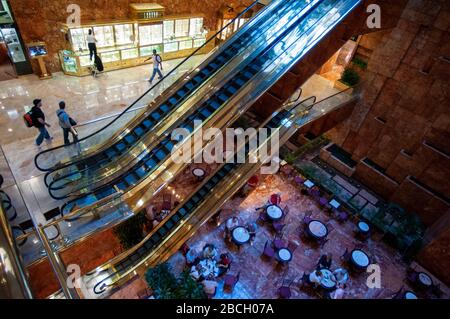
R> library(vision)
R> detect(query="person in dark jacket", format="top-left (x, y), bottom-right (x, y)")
top-left (56, 101), bottom-right (78, 145)
top-left (31, 99), bottom-right (52, 146)
top-left (317, 253), bottom-right (333, 269)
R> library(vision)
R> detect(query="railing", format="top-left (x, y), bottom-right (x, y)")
top-left (34, 0), bottom-right (264, 172)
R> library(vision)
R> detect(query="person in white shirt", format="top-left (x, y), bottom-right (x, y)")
top-left (145, 49), bottom-right (164, 84)
top-left (86, 29), bottom-right (97, 61)
top-left (330, 283), bottom-right (346, 299)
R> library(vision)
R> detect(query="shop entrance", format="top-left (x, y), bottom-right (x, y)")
top-left (0, 31), bottom-right (17, 80)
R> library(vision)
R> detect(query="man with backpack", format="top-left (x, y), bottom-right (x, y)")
top-left (145, 49), bottom-right (163, 84)
top-left (57, 101), bottom-right (78, 146)
top-left (28, 99), bottom-right (53, 146)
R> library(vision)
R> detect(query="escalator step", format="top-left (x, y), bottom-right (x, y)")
top-left (178, 208), bottom-right (187, 216)
top-left (169, 97), bottom-right (178, 105)
top-left (160, 103), bottom-right (170, 113)
top-left (200, 108), bottom-right (212, 118)
top-left (146, 158), bottom-right (157, 168)
top-left (124, 174), bottom-right (137, 186)
top-left (134, 126), bottom-right (144, 137)
top-left (144, 240), bottom-right (153, 250)
top-left (105, 148), bottom-right (117, 159)
top-left (165, 220), bottom-right (174, 230)
top-left (185, 82), bottom-right (194, 90)
top-left (235, 78), bottom-right (245, 87)
top-left (115, 143), bottom-right (126, 152)
top-left (97, 187), bottom-right (115, 199)
top-left (142, 119), bottom-right (152, 128)
top-left (151, 111), bottom-right (162, 121)
top-left (155, 149), bottom-right (167, 161)
top-left (116, 181), bottom-right (128, 190)
top-left (124, 135), bottom-right (135, 145)
top-left (135, 166), bottom-right (146, 178)
top-left (210, 100), bottom-right (220, 109)
top-left (172, 214), bottom-right (180, 222)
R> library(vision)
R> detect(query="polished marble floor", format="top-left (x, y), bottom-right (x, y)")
top-left (160, 171), bottom-right (449, 299)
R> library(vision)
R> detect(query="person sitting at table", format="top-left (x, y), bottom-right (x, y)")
top-left (202, 279), bottom-right (218, 297)
top-left (269, 193), bottom-right (282, 205)
top-left (185, 247), bottom-right (201, 267)
top-left (217, 253), bottom-right (232, 276)
top-left (224, 217), bottom-right (239, 242)
top-left (246, 221), bottom-right (258, 244)
top-left (317, 253), bottom-right (333, 270)
top-left (309, 270), bottom-right (324, 288)
top-left (203, 244), bottom-right (218, 259)
top-left (329, 283), bottom-right (346, 299)
top-left (190, 264), bottom-right (203, 282)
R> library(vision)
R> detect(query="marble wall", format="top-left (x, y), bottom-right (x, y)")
top-left (8, 0), bottom-right (253, 73)
top-left (325, 0), bottom-right (450, 283)
top-left (328, 0), bottom-right (450, 225)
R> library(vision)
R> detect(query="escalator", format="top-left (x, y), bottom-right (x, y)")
top-left (35, 0), bottom-right (279, 182)
top-left (82, 94), bottom-right (321, 296)
top-left (44, 0), bottom-right (304, 200)
top-left (53, 0), bottom-right (351, 219)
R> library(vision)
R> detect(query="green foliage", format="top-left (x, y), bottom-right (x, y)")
top-left (340, 68), bottom-right (360, 87)
top-left (177, 270), bottom-right (207, 299)
top-left (113, 211), bottom-right (146, 250)
top-left (145, 263), bottom-right (179, 299)
top-left (352, 57), bottom-right (368, 70)
top-left (145, 263), bottom-right (206, 299)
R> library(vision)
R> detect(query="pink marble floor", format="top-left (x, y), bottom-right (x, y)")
top-left (163, 171), bottom-right (448, 299)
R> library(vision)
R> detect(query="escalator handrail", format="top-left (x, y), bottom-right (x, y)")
top-left (34, 0), bottom-right (263, 172)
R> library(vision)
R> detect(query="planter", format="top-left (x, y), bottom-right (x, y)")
top-left (333, 80), bottom-right (354, 94)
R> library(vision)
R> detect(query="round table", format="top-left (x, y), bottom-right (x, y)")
top-left (307, 220), bottom-right (328, 239)
top-left (418, 272), bottom-right (433, 287)
top-left (276, 248), bottom-right (292, 263)
top-left (310, 269), bottom-right (337, 290)
top-left (266, 205), bottom-right (283, 221)
top-left (333, 268), bottom-right (349, 284)
top-left (351, 249), bottom-right (370, 269)
top-left (358, 221), bottom-right (370, 233)
top-left (403, 291), bottom-right (418, 299)
top-left (192, 168), bottom-right (206, 178)
top-left (232, 226), bottom-right (251, 245)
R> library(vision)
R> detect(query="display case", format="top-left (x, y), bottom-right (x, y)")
top-left (59, 4), bottom-right (214, 76)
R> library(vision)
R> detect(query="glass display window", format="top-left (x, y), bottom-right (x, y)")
top-left (193, 38), bottom-right (206, 48)
top-left (175, 19), bottom-right (189, 37)
top-left (139, 23), bottom-right (163, 46)
top-left (79, 55), bottom-right (92, 67)
top-left (121, 48), bottom-right (139, 60)
top-left (140, 44), bottom-right (162, 57)
top-left (163, 20), bottom-right (175, 40)
top-left (189, 18), bottom-right (203, 37)
top-left (164, 41), bottom-right (178, 53)
top-left (61, 52), bottom-right (78, 73)
top-left (179, 39), bottom-right (193, 50)
top-left (69, 28), bottom-right (89, 51)
top-left (114, 24), bottom-right (134, 45)
top-left (93, 25), bottom-right (114, 48)
top-left (1, 27), bottom-right (26, 62)
top-left (101, 51), bottom-right (120, 63)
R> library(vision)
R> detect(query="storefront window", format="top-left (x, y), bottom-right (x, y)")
top-left (101, 50), bottom-right (120, 63)
top-left (139, 24), bottom-right (163, 46)
top-left (0, 0), bottom-right (14, 24)
top-left (179, 39), bottom-right (192, 50)
top-left (70, 28), bottom-right (89, 51)
top-left (163, 20), bottom-right (175, 40)
top-left (1, 27), bottom-right (26, 62)
top-left (164, 41), bottom-right (178, 53)
top-left (121, 48), bottom-right (138, 60)
top-left (175, 19), bottom-right (189, 37)
top-left (140, 45), bottom-right (162, 57)
top-left (93, 26), bottom-right (114, 48)
top-left (114, 24), bottom-right (134, 45)
top-left (189, 18), bottom-right (203, 37)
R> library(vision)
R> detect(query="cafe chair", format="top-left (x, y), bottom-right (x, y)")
top-left (431, 283), bottom-right (443, 298)
top-left (341, 249), bottom-right (351, 263)
top-left (336, 210), bottom-right (349, 223)
top-left (294, 176), bottom-right (305, 185)
top-left (224, 271), bottom-right (240, 292)
top-left (262, 240), bottom-right (275, 259)
top-left (257, 210), bottom-right (269, 224)
top-left (278, 283), bottom-right (292, 299)
top-left (272, 221), bottom-right (285, 236)
top-left (405, 267), bottom-right (418, 284)
top-left (391, 286), bottom-right (404, 299)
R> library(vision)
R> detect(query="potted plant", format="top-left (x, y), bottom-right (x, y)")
top-left (113, 211), bottom-right (146, 249)
top-left (334, 67), bottom-right (360, 93)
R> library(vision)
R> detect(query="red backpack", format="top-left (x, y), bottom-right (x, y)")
top-left (23, 111), bottom-right (34, 128)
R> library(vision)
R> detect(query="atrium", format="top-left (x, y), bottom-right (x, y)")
top-left (0, 0), bottom-right (448, 302)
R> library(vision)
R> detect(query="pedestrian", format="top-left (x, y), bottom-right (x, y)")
top-left (56, 101), bottom-right (78, 145)
top-left (145, 49), bottom-right (163, 84)
top-left (30, 99), bottom-right (52, 146)
top-left (87, 29), bottom-right (97, 61)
